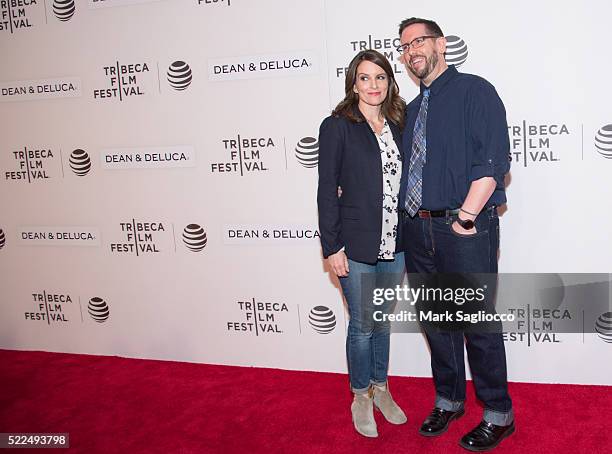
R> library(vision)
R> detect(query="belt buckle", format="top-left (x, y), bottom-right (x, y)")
top-left (418, 210), bottom-right (431, 219)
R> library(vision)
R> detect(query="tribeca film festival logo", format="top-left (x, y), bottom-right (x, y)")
top-left (227, 298), bottom-right (289, 335)
top-left (25, 291), bottom-right (76, 325)
top-left (335, 34), bottom-right (465, 79)
top-left (336, 35), bottom-right (402, 78)
top-left (595, 124), bottom-right (612, 159)
top-left (93, 61), bottom-right (152, 100)
top-left (211, 135), bottom-right (278, 175)
top-left (182, 224), bottom-right (207, 252)
top-left (0, 0), bottom-right (38, 34)
top-left (502, 306), bottom-right (569, 345)
top-left (18, 226), bottom-right (100, 246)
top-left (2, 147), bottom-right (92, 181)
top-left (308, 306), bottom-right (336, 334)
top-left (295, 137), bottom-right (319, 168)
top-left (24, 292), bottom-right (109, 324)
top-left (508, 122), bottom-right (571, 167)
top-left (2, 146), bottom-right (61, 183)
top-left (52, 0), bottom-right (75, 21)
top-left (92, 59), bottom-right (195, 99)
top-left (88, 297), bottom-right (110, 323)
top-left (208, 51), bottom-right (317, 82)
top-left (109, 220), bottom-right (171, 255)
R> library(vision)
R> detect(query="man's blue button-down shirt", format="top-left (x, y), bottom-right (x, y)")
top-left (399, 65), bottom-right (511, 211)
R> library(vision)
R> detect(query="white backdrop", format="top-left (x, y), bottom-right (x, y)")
top-left (0, 0), bottom-right (611, 385)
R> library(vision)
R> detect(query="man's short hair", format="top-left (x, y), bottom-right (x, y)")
top-left (398, 17), bottom-right (444, 37)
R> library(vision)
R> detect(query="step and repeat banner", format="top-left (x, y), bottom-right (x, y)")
top-left (0, 0), bottom-right (611, 385)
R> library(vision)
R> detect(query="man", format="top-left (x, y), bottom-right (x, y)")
top-left (397, 18), bottom-right (514, 451)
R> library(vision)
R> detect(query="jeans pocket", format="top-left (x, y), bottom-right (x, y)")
top-left (447, 218), bottom-right (489, 239)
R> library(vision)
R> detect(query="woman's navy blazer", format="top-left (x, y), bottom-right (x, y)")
top-left (317, 113), bottom-right (404, 264)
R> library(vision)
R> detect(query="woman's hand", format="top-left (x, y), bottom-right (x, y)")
top-left (328, 250), bottom-right (349, 277)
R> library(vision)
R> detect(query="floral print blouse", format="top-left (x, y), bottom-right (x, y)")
top-left (374, 120), bottom-right (402, 260)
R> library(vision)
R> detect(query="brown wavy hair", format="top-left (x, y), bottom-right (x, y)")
top-left (332, 49), bottom-right (405, 129)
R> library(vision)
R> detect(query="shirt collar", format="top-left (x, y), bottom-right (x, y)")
top-left (420, 64), bottom-right (458, 96)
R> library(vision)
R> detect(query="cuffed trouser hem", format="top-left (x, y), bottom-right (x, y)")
top-left (351, 385), bottom-right (370, 395)
top-left (435, 394), bottom-right (464, 412)
top-left (351, 380), bottom-right (387, 395)
top-left (483, 407), bottom-right (514, 426)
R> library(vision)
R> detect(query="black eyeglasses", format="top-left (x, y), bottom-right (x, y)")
top-left (396, 35), bottom-right (441, 54)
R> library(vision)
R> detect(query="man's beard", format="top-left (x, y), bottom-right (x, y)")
top-left (409, 52), bottom-right (439, 80)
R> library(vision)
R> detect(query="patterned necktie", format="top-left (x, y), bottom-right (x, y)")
top-left (405, 88), bottom-right (430, 216)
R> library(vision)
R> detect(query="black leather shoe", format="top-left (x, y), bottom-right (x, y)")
top-left (459, 420), bottom-right (515, 451)
top-left (419, 407), bottom-right (465, 437)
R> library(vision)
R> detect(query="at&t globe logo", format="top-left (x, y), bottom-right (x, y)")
top-left (88, 297), bottom-right (110, 323)
top-left (53, 0), bottom-right (76, 21)
top-left (308, 306), bottom-right (336, 334)
top-left (445, 35), bottom-right (468, 67)
top-left (0, 228), bottom-right (5, 250)
top-left (595, 124), bottom-right (612, 159)
top-left (595, 312), bottom-right (612, 343)
top-left (167, 61), bottom-right (193, 91)
top-left (295, 137), bottom-right (319, 168)
top-left (183, 224), bottom-right (207, 252)
top-left (69, 149), bottom-right (91, 176)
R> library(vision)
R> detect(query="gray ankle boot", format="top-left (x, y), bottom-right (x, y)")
top-left (373, 383), bottom-right (407, 424)
top-left (351, 390), bottom-right (378, 437)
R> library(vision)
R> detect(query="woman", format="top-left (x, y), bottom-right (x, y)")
top-left (317, 49), bottom-right (407, 438)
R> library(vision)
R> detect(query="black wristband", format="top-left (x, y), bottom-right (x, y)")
top-left (460, 207), bottom-right (478, 217)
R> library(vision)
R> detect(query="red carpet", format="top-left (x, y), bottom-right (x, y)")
top-left (0, 349), bottom-right (610, 453)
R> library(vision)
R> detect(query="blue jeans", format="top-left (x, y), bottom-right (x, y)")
top-left (339, 252), bottom-right (405, 394)
top-left (403, 207), bottom-right (514, 426)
